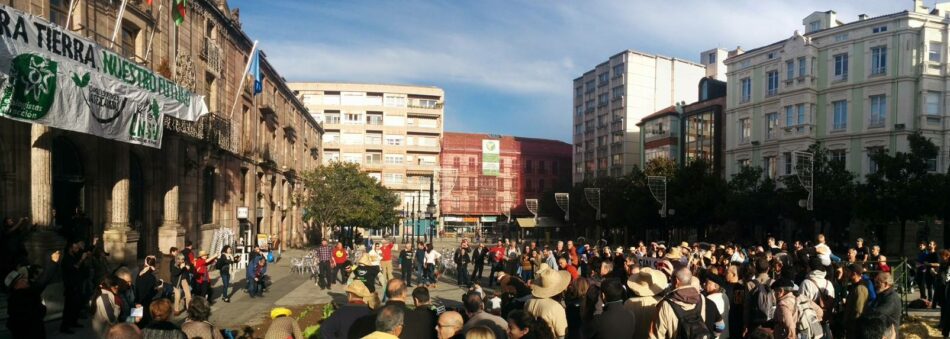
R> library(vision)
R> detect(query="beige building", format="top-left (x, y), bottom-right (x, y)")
top-left (724, 2), bottom-right (950, 180)
top-left (572, 50), bottom-right (706, 183)
top-left (289, 82), bottom-right (444, 235)
top-left (0, 0), bottom-right (322, 265)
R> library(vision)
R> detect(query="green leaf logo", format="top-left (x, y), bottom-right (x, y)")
top-left (71, 72), bottom-right (90, 88)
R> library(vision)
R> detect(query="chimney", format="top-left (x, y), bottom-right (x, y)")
top-left (728, 46), bottom-right (744, 58)
top-left (858, 14), bottom-right (869, 20)
top-left (915, 0), bottom-right (929, 13)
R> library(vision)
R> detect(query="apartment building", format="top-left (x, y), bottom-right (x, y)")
top-left (724, 2), bottom-right (950, 179)
top-left (439, 132), bottom-right (571, 233)
top-left (289, 83), bottom-right (444, 234)
top-left (572, 50), bottom-right (706, 183)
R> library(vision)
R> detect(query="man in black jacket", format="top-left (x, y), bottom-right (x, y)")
top-left (59, 239), bottom-right (89, 334)
top-left (382, 278), bottom-right (436, 339)
top-left (321, 280), bottom-right (373, 339)
top-left (869, 272), bottom-right (902, 329)
top-left (470, 243), bottom-right (486, 285)
top-left (454, 240), bottom-right (471, 287)
top-left (591, 278), bottom-right (636, 339)
top-left (5, 251), bottom-right (61, 339)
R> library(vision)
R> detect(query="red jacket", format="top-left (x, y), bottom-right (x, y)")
top-left (381, 243), bottom-right (394, 261)
top-left (489, 246), bottom-right (505, 263)
top-left (563, 264), bottom-right (579, 281)
top-left (195, 258), bottom-right (212, 284)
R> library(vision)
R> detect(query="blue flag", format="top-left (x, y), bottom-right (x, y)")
top-left (249, 49), bottom-right (262, 95)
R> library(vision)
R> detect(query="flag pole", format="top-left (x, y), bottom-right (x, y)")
top-left (109, 0), bottom-right (130, 49)
top-left (64, 0), bottom-right (78, 29)
top-left (144, 0), bottom-right (165, 61)
top-left (229, 40), bottom-right (258, 119)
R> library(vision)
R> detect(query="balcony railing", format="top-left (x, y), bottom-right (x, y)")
top-left (164, 113), bottom-right (234, 152)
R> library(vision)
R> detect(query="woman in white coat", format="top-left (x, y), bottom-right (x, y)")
top-left (91, 276), bottom-right (121, 338)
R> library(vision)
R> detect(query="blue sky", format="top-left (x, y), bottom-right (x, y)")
top-left (229, 0), bottom-right (906, 142)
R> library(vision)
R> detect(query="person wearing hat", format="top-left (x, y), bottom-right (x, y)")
top-left (265, 307), bottom-right (304, 339)
top-left (771, 278), bottom-right (799, 339)
top-left (6, 251), bottom-right (61, 339)
top-left (624, 267), bottom-right (668, 339)
top-left (322, 280), bottom-right (375, 339)
top-left (354, 253), bottom-right (383, 293)
top-left (843, 263), bottom-right (870, 337)
top-left (525, 263), bottom-right (571, 338)
top-left (193, 250), bottom-right (219, 302)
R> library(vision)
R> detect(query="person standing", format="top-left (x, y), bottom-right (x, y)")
top-left (471, 243), bottom-right (487, 285)
top-left (525, 264), bottom-right (571, 338)
top-left (424, 243), bottom-right (442, 288)
top-left (928, 240), bottom-right (941, 308)
top-left (316, 239), bottom-right (335, 289)
top-left (454, 240), bottom-right (472, 287)
top-left (843, 264), bottom-right (870, 337)
top-left (399, 243), bottom-right (414, 287)
top-left (868, 272), bottom-right (901, 330)
top-left (591, 279), bottom-right (635, 339)
top-left (415, 242), bottom-right (427, 287)
top-left (172, 253), bottom-right (193, 314)
top-left (215, 246), bottom-right (235, 303)
top-left (488, 240), bottom-right (506, 287)
top-left (5, 251), bottom-right (61, 339)
top-left (91, 277), bottom-right (122, 338)
top-left (380, 238), bottom-right (396, 288)
top-left (193, 251), bottom-right (218, 302)
top-left (136, 256), bottom-right (161, 325)
top-left (772, 279), bottom-right (798, 339)
top-left (60, 239), bottom-right (90, 334)
top-left (625, 267), bottom-right (667, 339)
top-left (334, 242), bottom-right (350, 284)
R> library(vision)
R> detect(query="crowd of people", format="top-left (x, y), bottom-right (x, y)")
top-left (313, 234), bottom-right (950, 339)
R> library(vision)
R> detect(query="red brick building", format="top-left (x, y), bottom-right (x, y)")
top-left (440, 132), bottom-right (572, 232)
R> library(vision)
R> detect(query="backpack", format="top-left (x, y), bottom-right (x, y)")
top-left (806, 278), bottom-right (836, 321)
top-left (666, 299), bottom-right (713, 339)
top-left (861, 275), bottom-right (877, 303)
top-left (795, 294), bottom-right (825, 339)
top-left (749, 279), bottom-right (776, 326)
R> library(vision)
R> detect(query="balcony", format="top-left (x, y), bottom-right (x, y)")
top-left (407, 101), bottom-right (444, 110)
top-left (782, 124), bottom-right (814, 138)
top-left (201, 38), bottom-right (224, 76)
top-left (164, 113), bottom-right (234, 153)
top-left (404, 143), bottom-right (441, 153)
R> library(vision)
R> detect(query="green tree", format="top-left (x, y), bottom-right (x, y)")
top-left (301, 162), bottom-right (400, 242)
top-left (855, 132), bottom-right (937, 254)
top-left (726, 165), bottom-right (780, 240)
top-left (780, 143), bottom-right (857, 242)
top-left (668, 159), bottom-right (728, 240)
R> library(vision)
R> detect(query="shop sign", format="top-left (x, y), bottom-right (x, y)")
top-left (0, 5), bottom-right (208, 148)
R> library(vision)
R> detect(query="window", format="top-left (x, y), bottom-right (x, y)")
top-left (927, 151), bottom-right (938, 172)
top-left (926, 92), bottom-right (941, 116)
top-left (867, 147), bottom-right (883, 174)
top-left (574, 124), bottom-right (583, 134)
top-left (767, 52), bottom-right (775, 59)
top-left (526, 180), bottom-right (533, 192)
top-left (786, 60), bottom-right (794, 80)
top-left (870, 95), bottom-right (887, 127)
top-left (323, 92), bottom-right (341, 105)
top-left (384, 115), bottom-right (405, 126)
top-left (341, 133), bottom-right (363, 145)
top-left (342, 153), bottom-right (362, 164)
top-left (738, 118), bottom-right (751, 143)
top-left (798, 57), bottom-right (806, 77)
top-left (784, 152), bottom-right (793, 175)
top-left (740, 77), bottom-right (751, 103)
top-left (707, 52), bottom-right (716, 64)
top-left (834, 33), bottom-right (849, 42)
top-left (341, 92), bottom-right (365, 105)
top-left (585, 80), bottom-right (595, 93)
top-left (871, 46), bottom-right (887, 75)
top-left (343, 113), bottom-right (362, 125)
top-left (834, 54), bottom-right (848, 80)
top-left (737, 159), bottom-right (751, 168)
top-left (796, 104), bottom-right (806, 131)
top-left (598, 93), bottom-right (609, 106)
top-left (538, 179), bottom-right (545, 192)
top-left (598, 73), bottom-right (609, 84)
top-left (872, 25), bottom-right (887, 34)
top-left (830, 150), bottom-right (847, 166)
top-left (766, 71), bottom-right (779, 96)
top-left (325, 151), bottom-right (340, 162)
top-left (384, 95), bottom-right (407, 107)
top-left (833, 100), bottom-right (847, 130)
top-left (324, 113), bottom-right (341, 124)
top-left (612, 86), bottom-right (624, 99)
top-left (323, 132), bottom-right (340, 144)
top-left (364, 152), bottom-right (382, 165)
top-left (613, 64), bottom-right (624, 77)
top-left (366, 113), bottom-right (383, 125)
top-left (931, 42), bottom-right (943, 62)
top-left (525, 160), bottom-right (533, 173)
top-left (383, 154), bottom-right (404, 164)
top-left (808, 20), bottom-right (821, 33)
top-left (50, 0), bottom-right (69, 26)
top-left (766, 113), bottom-right (778, 140)
top-left (418, 118), bottom-right (438, 128)
top-left (121, 23), bottom-right (140, 60)
top-left (367, 173), bottom-right (382, 182)
top-left (575, 87), bottom-right (583, 97)
top-left (785, 105), bottom-right (794, 127)
top-left (763, 156), bottom-right (777, 179)
top-left (385, 135), bottom-right (404, 146)
top-left (365, 94), bottom-right (383, 106)
top-left (384, 173), bottom-right (404, 184)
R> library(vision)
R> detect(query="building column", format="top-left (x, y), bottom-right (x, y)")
top-left (25, 124), bottom-right (62, 264)
top-left (104, 143), bottom-right (139, 266)
top-left (159, 136), bottom-right (184, 253)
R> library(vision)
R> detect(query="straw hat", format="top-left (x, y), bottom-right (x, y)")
top-left (198, 250), bottom-right (209, 258)
top-left (679, 242), bottom-right (690, 251)
top-left (357, 254), bottom-right (373, 266)
top-left (531, 263), bottom-right (571, 299)
top-left (345, 280), bottom-right (373, 299)
top-left (270, 307), bottom-right (293, 319)
top-left (664, 249), bottom-right (683, 261)
top-left (626, 267), bottom-right (668, 297)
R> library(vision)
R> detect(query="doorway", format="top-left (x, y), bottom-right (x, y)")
top-left (52, 137), bottom-right (86, 239)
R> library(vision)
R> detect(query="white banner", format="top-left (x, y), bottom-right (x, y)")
top-left (482, 139), bottom-right (500, 176)
top-left (0, 5), bottom-right (208, 148)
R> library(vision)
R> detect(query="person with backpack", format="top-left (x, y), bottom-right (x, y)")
top-left (843, 264), bottom-right (870, 338)
top-left (743, 256), bottom-right (775, 337)
top-left (771, 278), bottom-right (798, 339)
top-left (652, 266), bottom-right (718, 339)
top-left (800, 257), bottom-right (835, 337)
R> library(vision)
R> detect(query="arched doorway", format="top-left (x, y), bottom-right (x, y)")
top-left (129, 153), bottom-right (146, 257)
top-left (52, 137), bottom-right (86, 240)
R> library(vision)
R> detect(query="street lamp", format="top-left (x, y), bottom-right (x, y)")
top-left (426, 175), bottom-right (437, 243)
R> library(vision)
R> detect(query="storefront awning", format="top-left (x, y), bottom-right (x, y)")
top-left (516, 218), bottom-right (537, 228)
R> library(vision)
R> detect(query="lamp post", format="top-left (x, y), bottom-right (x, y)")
top-left (415, 189), bottom-right (422, 245)
top-left (426, 175), bottom-right (436, 243)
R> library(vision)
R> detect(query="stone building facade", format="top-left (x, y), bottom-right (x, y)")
top-left (0, 0), bottom-right (322, 265)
